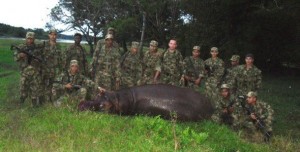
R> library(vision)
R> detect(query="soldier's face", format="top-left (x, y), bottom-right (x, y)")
top-left (49, 33), bottom-right (57, 41)
top-left (131, 48), bottom-right (138, 54)
top-left (168, 40), bottom-right (177, 50)
top-left (245, 57), bottom-right (254, 65)
top-left (221, 89), bottom-right (230, 98)
top-left (74, 36), bottom-right (82, 44)
top-left (247, 96), bottom-right (257, 105)
top-left (26, 38), bottom-right (34, 45)
top-left (105, 38), bottom-right (113, 47)
top-left (210, 50), bottom-right (218, 58)
top-left (192, 50), bottom-right (200, 57)
top-left (231, 60), bottom-right (239, 66)
top-left (70, 65), bottom-right (79, 73)
top-left (149, 45), bottom-right (157, 52)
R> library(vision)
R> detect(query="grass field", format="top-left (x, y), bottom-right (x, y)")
top-left (0, 38), bottom-right (299, 151)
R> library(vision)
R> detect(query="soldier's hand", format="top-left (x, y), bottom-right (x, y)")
top-left (65, 83), bottom-right (73, 89)
top-left (195, 78), bottom-right (201, 85)
top-left (228, 107), bottom-right (234, 113)
top-left (222, 108), bottom-right (228, 114)
top-left (250, 113), bottom-right (257, 120)
top-left (19, 52), bottom-right (27, 58)
top-left (98, 87), bottom-right (106, 93)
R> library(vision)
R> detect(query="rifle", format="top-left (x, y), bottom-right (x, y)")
top-left (220, 99), bottom-right (235, 125)
top-left (52, 81), bottom-right (82, 90)
top-left (205, 64), bottom-right (215, 77)
top-left (238, 95), bottom-right (271, 141)
top-left (11, 44), bottom-right (44, 64)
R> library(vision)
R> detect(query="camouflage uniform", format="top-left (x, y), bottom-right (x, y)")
top-left (52, 70), bottom-right (96, 105)
top-left (161, 49), bottom-right (183, 85)
top-left (232, 65), bottom-right (262, 96)
top-left (237, 99), bottom-right (273, 142)
top-left (182, 56), bottom-right (205, 90)
top-left (120, 42), bottom-right (142, 88)
top-left (204, 57), bottom-right (225, 99)
top-left (141, 41), bottom-right (162, 85)
top-left (211, 94), bottom-right (241, 129)
top-left (40, 40), bottom-right (64, 102)
top-left (64, 44), bottom-right (88, 76)
top-left (91, 42), bottom-right (121, 90)
top-left (13, 32), bottom-right (43, 106)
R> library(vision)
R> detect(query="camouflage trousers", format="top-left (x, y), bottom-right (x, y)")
top-left (95, 71), bottom-right (117, 91)
top-left (161, 72), bottom-right (181, 86)
top-left (20, 65), bottom-right (42, 100)
top-left (121, 74), bottom-right (140, 89)
top-left (205, 77), bottom-right (220, 100)
top-left (211, 112), bottom-right (240, 130)
top-left (53, 88), bottom-right (87, 107)
top-left (141, 73), bottom-right (155, 85)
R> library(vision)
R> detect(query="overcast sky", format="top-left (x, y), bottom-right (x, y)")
top-left (0, 0), bottom-right (59, 29)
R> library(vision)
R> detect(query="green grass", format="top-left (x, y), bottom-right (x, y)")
top-left (0, 38), bottom-right (299, 151)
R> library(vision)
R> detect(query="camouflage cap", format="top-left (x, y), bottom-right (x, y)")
top-left (105, 34), bottom-right (114, 40)
top-left (230, 55), bottom-right (240, 61)
top-left (220, 84), bottom-right (230, 89)
top-left (193, 46), bottom-right (201, 51)
top-left (70, 60), bottom-right (78, 66)
top-left (247, 91), bottom-right (257, 97)
top-left (49, 28), bottom-right (57, 34)
top-left (107, 27), bottom-right (115, 32)
top-left (26, 32), bottom-right (35, 39)
top-left (150, 40), bottom-right (158, 47)
top-left (131, 41), bottom-right (140, 49)
top-left (211, 47), bottom-right (218, 52)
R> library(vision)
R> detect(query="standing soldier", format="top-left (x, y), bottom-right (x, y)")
top-left (64, 33), bottom-right (88, 76)
top-left (181, 46), bottom-right (205, 91)
top-left (13, 32), bottom-right (43, 106)
top-left (40, 29), bottom-right (64, 102)
top-left (237, 91), bottom-right (273, 142)
top-left (120, 41), bottom-right (142, 88)
top-left (52, 60), bottom-right (99, 106)
top-left (161, 39), bottom-right (183, 86)
top-left (204, 47), bottom-right (225, 100)
top-left (141, 40), bottom-right (162, 85)
top-left (223, 55), bottom-right (240, 95)
top-left (233, 53), bottom-right (262, 96)
top-left (91, 34), bottom-right (121, 91)
top-left (211, 84), bottom-right (240, 130)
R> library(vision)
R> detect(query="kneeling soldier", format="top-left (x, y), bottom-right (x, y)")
top-left (238, 91), bottom-right (274, 142)
top-left (211, 84), bottom-right (240, 129)
top-left (52, 60), bottom-right (99, 106)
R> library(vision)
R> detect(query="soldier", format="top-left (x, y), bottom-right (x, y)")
top-left (120, 41), bottom-right (143, 88)
top-left (161, 39), bottom-right (184, 86)
top-left (13, 32), bottom-right (43, 106)
top-left (232, 53), bottom-right (262, 96)
top-left (238, 91), bottom-right (273, 142)
top-left (204, 47), bottom-right (225, 100)
top-left (91, 34), bottom-right (121, 91)
top-left (52, 60), bottom-right (100, 106)
top-left (181, 46), bottom-right (205, 91)
top-left (211, 84), bottom-right (240, 130)
top-left (40, 29), bottom-right (64, 102)
top-left (141, 40), bottom-right (162, 85)
top-left (223, 55), bottom-right (240, 95)
top-left (64, 33), bottom-right (88, 76)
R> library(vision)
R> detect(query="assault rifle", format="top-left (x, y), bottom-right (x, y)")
top-left (205, 64), bottom-right (215, 77)
top-left (52, 81), bottom-right (82, 90)
top-left (238, 95), bottom-right (271, 142)
top-left (11, 44), bottom-right (44, 64)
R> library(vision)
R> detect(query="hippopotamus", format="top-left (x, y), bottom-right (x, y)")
top-left (78, 84), bottom-right (214, 121)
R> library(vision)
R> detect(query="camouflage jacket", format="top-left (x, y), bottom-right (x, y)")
top-left (142, 50), bottom-right (162, 76)
top-left (121, 52), bottom-right (143, 85)
top-left (91, 45), bottom-right (121, 81)
top-left (53, 71), bottom-right (96, 94)
top-left (233, 65), bottom-right (262, 96)
top-left (204, 57), bottom-right (225, 80)
top-left (161, 49), bottom-right (183, 76)
top-left (214, 95), bottom-right (241, 115)
top-left (94, 39), bottom-right (120, 56)
top-left (41, 41), bottom-right (64, 77)
top-left (65, 44), bottom-right (88, 75)
top-left (223, 65), bottom-right (239, 85)
top-left (183, 56), bottom-right (205, 80)
top-left (14, 43), bottom-right (44, 72)
top-left (238, 100), bottom-right (274, 131)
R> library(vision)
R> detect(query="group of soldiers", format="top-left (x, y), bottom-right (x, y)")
top-left (14, 27), bottom-right (273, 142)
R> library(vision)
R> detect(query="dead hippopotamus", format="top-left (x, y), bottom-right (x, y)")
top-left (78, 84), bottom-right (214, 121)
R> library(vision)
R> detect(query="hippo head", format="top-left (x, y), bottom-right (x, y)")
top-left (94, 91), bottom-right (119, 113)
